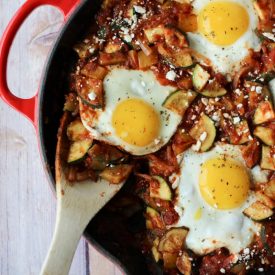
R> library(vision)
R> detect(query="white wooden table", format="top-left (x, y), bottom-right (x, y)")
top-left (0, 1), bottom-right (122, 274)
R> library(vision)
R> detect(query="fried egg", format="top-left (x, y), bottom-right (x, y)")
top-left (80, 68), bottom-right (181, 155)
top-left (172, 144), bottom-right (266, 255)
top-left (187, 0), bottom-right (261, 75)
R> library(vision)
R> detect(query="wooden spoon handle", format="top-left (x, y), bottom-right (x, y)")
top-left (40, 201), bottom-right (92, 275)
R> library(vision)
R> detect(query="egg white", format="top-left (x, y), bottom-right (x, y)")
top-left (80, 68), bottom-right (182, 155)
top-left (188, 0), bottom-right (261, 76)
top-left (173, 144), bottom-right (263, 255)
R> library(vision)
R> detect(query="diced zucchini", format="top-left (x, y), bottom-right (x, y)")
top-left (172, 51), bottom-right (194, 68)
top-left (254, 126), bottom-right (275, 146)
top-left (263, 179), bottom-right (275, 200)
top-left (104, 41), bottom-right (122, 53)
top-left (163, 253), bottom-right (178, 269)
top-left (199, 80), bottom-right (227, 97)
top-left (88, 144), bottom-right (126, 170)
top-left (164, 26), bottom-right (189, 49)
top-left (176, 251), bottom-right (192, 275)
top-left (99, 51), bottom-right (127, 66)
top-left (76, 76), bottom-right (104, 109)
top-left (81, 62), bottom-right (108, 80)
top-left (146, 207), bottom-right (165, 229)
top-left (255, 191), bottom-right (275, 209)
top-left (67, 119), bottom-right (90, 142)
top-left (138, 50), bottom-right (158, 69)
top-left (87, 144), bottom-right (107, 171)
top-left (63, 93), bottom-right (78, 113)
top-left (189, 114), bottom-right (216, 152)
top-left (232, 120), bottom-right (250, 145)
top-left (253, 101), bottom-right (275, 125)
top-left (178, 13), bottom-right (198, 32)
top-left (158, 228), bottom-right (188, 253)
top-left (162, 90), bottom-right (197, 116)
top-left (243, 201), bottom-right (273, 221)
top-left (260, 146), bottom-right (275, 171)
top-left (152, 238), bottom-right (162, 262)
top-left (150, 176), bottom-right (172, 201)
top-left (144, 26), bottom-right (165, 43)
top-left (99, 164), bottom-right (133, 184)
top-left (172, 130), bottom-right (195, 155)
top-left (192, 64), bottom-right (210, 91)
top-left (67, 139), bottom-right (93, 164)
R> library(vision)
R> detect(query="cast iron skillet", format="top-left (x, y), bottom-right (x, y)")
top-left (1, 1), bottom-right (274, 275)
top-left (0, 0), bottom-right (154, 274)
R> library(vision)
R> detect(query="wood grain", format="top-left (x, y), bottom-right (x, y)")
top-left (0, 1), bottom-right (121, 275)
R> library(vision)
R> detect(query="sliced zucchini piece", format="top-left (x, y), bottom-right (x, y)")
top-left (150, 176), bottom-right (172, 201)
top-left (163, 253), bottom-right (178, 269)
top-left (76, 76), bottom-right (104, 109)
top-left (255, 191), bottom-right (275, 209)
top-left (189, 114), bottom-right (216, 152)
top-left (243, 201), bottom-right (273, 221)
top-left (99, 51), bottom-right (127, 66)
top-left (104, 41), bottom-right (122, 53)
top-left (233, 120), bottom-right (250, 145)
top-left (192, 64), bottom-right (210, 91)
top-left (152, 238), bottom-right (162, 262)
top-left (146, 206), bottom-right (165, 229)
top-left (99, 164), bottom-right (133, 184)
top-left (254, 126), bottom-right (275, 146)
top-left (253, 101), bottom-right (275, 125)
top-left (172, 51), bottom-right (194, 68)
top-left (162, 90), bottom-right (197, 116)
top-left (67, 139), bottom-right (93, 164)
top-left (144, 26), bottom-right (165, 43)
top-left (81, 62), bottom-right (108, 80)
top-left (87, 144), bottom-right (108, 171)
top-left (158, 228), bottom-right (188, 253)
top-left (200, 80), bottom-right (227, 97)
top-left (67, 119), bottom-right (90, 142)
top-left (260, 146), bottom-right (275, 171)
top-left (176, 251), bottom-right (192, 275)
top-left (263, 179), bottom-right (275, 201)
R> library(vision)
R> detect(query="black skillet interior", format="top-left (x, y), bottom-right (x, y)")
top-left (38, 1), bottom-right (274, 275)
top-left (38, 0), bottom-right (156, 274)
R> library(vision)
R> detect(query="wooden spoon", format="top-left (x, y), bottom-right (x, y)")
top-left (40, 113), bottom-right (125, 275)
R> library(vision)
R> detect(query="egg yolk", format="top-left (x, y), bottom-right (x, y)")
top-left (112, 98), bottom-right (160, 147)
top-left (199, 157), bottom-right (250, 210)
top-left (197, 1), bottom-right (249, 46)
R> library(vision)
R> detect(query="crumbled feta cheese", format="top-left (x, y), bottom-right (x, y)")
top-left (251, 86), bottom-right (256, 92)
top-left (200, 132), bottom-right (207, 142)
top-left (234, 88), bottom-right (241, 95)
top-left (123, 34), bottom-right (132, 42)
top-left (133, 5), bottom-right (146, 14)
top-left (237, 103), bottom-right (243, 109)
top-left (233, 117), bottom-right (241, 124)
top-left (166, 70), bottom-right (177, 81)
top-left (192, 140), bottom-right (202, 151)
top-left (256, 86), bottom-right (263, 94)
top-left (88, 91), bottom-right (97, 101)
top-left (220, 268), bottom-right (225, 274)
top-left (258, 268), bottom-right (264, 272)
top-left (262, 32), bottom-right (275, 42)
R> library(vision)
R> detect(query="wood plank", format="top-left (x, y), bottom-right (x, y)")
top-left (0, 2), bottom-right (86, 275)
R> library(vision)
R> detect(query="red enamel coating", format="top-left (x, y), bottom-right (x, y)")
top-left (0, 0), bottom-right (81, 127)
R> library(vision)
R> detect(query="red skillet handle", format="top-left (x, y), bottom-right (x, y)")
top-left (0, 0), bottom-right (81, 126)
